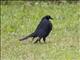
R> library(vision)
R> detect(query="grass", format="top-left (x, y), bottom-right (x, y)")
top-left (1, 1), bottom-right (80, 60)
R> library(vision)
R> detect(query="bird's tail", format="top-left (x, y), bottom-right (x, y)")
top-left (19, 33), bottom-right (34, 41)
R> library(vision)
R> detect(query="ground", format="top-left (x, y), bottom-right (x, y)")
top-left (1, 1), bottom-right (80, 60)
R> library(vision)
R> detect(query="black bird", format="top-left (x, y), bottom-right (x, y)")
top-left (19, 15), bottom-right (53, 43)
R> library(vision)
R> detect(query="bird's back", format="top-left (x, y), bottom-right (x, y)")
top-left (34, 19), bottom-right (52, 37)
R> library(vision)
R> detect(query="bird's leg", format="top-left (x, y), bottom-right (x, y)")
top-left (31, 37), bottom-right (34, 42)
top-left (39, 38), bottom-right (42, 43)
top-left (34, 39), bottom-right (38, 44)
top-left (34, 37), bottom-right (41, 44)
top-left (43, 37), bottom-right (46, 43)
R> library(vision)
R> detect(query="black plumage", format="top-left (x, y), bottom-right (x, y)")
top-left (19, 15), bottom-right (53, 43)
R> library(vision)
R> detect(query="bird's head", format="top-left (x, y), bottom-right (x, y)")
top-left (43, 15), bottom-right (53, 20)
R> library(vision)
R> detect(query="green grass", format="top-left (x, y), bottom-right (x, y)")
top-left (1, 1), bottom-right (80, 60)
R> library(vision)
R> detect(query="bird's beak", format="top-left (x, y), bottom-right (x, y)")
top-left (50, 17), bottom-right (53, 20)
